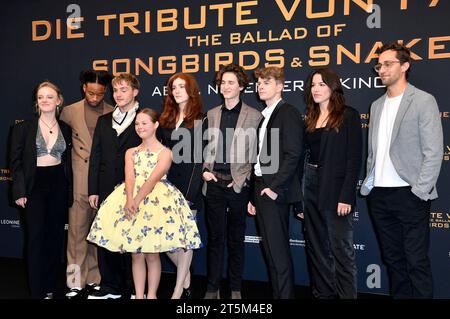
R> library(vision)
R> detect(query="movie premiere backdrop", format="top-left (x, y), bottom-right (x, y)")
top-left (1, 0), bottom-right (449, 297)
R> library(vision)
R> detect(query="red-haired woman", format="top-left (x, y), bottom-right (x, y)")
top-left (158, 73), bottom-right (204, 299)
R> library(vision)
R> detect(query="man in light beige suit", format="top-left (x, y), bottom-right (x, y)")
top-left (202, 64), bottom-right (262, 299)
top-left (60, 70), bottom-right (114, 299)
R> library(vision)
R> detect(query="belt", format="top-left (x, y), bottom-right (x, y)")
top-left (213, 171), bottom-right (233, 181)
top-left (254, 176), bottom-right (264, 182)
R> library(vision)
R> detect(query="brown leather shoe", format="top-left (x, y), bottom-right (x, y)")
top-left (231, 291), bottom-right (242, 299)
top-left (203, 290), bottom-right (220, 299)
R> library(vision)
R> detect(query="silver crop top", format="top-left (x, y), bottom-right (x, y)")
top-left (36, 125), bottom-right (66, 160)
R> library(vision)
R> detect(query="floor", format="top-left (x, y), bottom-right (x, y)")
top-left (0, 257), bottom-right (388, 300)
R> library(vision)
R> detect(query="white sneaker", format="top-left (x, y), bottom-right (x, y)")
top-left (87, 288), bottom-right (121, 299)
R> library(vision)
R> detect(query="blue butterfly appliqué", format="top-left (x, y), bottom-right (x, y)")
top-left (165, 232), bottom-right (174, 240)
top-left (143, 212), bottom-right (153, 221)
top-left (166, 216), bottom-right (175, 224)
top-left (99, 236), bottom-right (109, 246)
top-left (141, 226), bottom-right (151, 236)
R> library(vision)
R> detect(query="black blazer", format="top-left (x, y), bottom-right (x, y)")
top-left (305, 106), bottom-right (362, 210)
top-left (88, 112), bottom-right (141, 203)
top-left (10, 117), bottom-right (73, 206)
top-left (256, 100), bottom-right (305, 204)
top-left (157, 119), bottom-right (204, 211)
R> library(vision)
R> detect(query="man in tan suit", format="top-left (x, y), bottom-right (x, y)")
top-left (60, 70), bottom-right (114, 299)
top-left (202, 64), bottom-right (262, 299)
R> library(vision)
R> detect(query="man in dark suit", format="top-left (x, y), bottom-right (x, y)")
top-left (248, 67), bottom-right (304, 299)
top-left (87, 73), bottom-right (141, 299)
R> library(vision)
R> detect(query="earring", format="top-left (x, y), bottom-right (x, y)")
top-left (35, 103), bottom-right (41, 116)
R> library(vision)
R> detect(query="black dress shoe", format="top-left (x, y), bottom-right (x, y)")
top-left (66, 288), bottom-right (86, 299)
top-left (85, 283), bottom-right (100, 294)
top-left (181, 287), bottom-right (192, 299)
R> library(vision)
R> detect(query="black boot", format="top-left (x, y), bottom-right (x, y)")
top-left (181, 287), bottom-right (192, 299)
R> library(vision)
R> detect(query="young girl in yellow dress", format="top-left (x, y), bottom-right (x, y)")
top-left (87, 108), bottom-right (202, 299)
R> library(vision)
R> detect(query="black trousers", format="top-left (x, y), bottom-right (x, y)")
top-left (205, 178), bottom-right (249, 292)
top-left (368, 186), bottom-right (433, 298)
top-left (97, 245), bottom-right (133, 295)
top-left (23, 164), bottom-right (68, 298)
top-left (254, 177), bottom-right (295, 299)
top-left (303, 165), bottom-right (357, 299)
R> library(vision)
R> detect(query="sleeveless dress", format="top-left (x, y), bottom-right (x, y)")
top-left (87, 148), bottom-right (202, 253)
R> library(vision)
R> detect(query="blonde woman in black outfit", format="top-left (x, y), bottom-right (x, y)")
top-left (303, 68), bottom-right (362, 299)
top-left (10, 81), bottom-right (72, 299)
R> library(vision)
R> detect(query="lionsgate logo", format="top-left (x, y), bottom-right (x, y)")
top-left (0, 219), bottom-right (20, 228)
top-left (289, 239), bottom-right (305, 247)
top-left (244, 235), bottom-right (262, 244)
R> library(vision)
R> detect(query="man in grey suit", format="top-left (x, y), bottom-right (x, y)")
top-left (361, 42), bottom-right (443, 298)
top-left (203, 64), bottom-right (262, 299)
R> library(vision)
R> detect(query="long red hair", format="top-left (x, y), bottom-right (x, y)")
top-left (159, 73), bottom-right (203, 129)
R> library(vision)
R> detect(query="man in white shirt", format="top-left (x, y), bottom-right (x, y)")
top-left (248, 67), bottom-right (304, 299)
top-left (361, 42), bottom-right (443, 298)
top-left (87, 73), bottom-right (142, 299)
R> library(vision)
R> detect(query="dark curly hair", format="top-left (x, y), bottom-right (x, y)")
top-left (215, 64), bottom-right (250, 88)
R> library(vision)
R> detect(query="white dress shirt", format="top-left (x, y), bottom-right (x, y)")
top-left (254, 98), bottom-right (282, 177)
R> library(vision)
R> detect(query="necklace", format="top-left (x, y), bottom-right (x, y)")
top-left (40, 118), bottom-right (57, 134)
